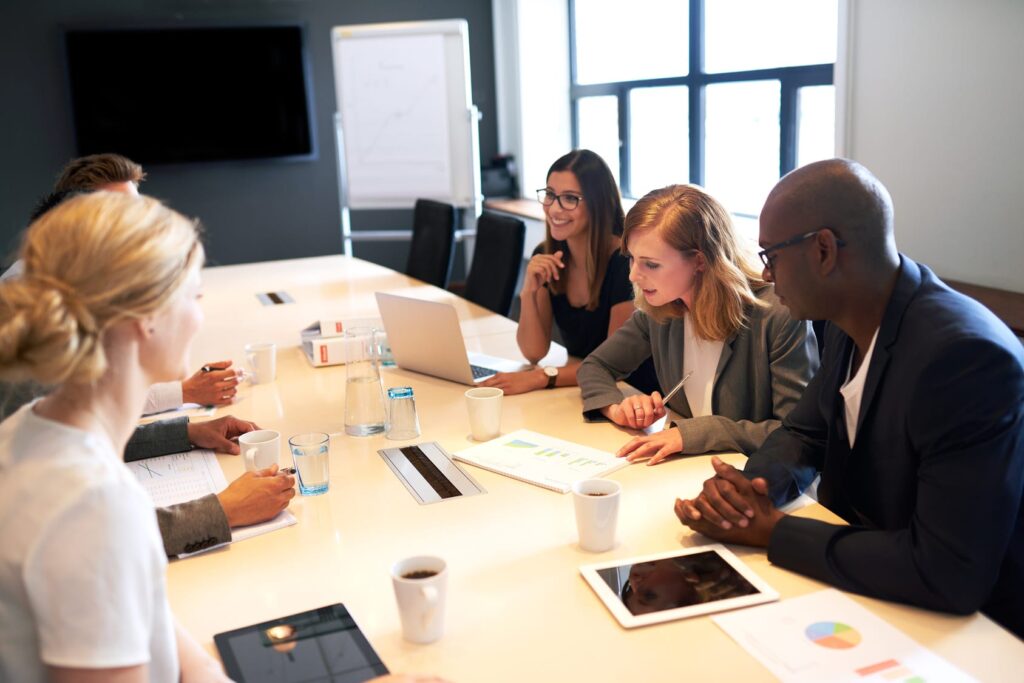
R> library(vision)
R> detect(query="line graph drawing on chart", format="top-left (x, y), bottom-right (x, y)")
top-left (339, 33), bottom-right (452, 198)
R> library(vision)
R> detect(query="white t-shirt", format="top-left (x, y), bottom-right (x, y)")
top-left (839, 328), bottom-right (880, 448)
top-left (143, 381), bottom-right (185, 415)
top-left (0, 404), bottom-right (178, 682)
top-left (682, 313), bottom-right (725, 418)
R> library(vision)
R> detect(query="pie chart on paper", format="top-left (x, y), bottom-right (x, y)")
top-left (805, 621), bottom-right (862, 649)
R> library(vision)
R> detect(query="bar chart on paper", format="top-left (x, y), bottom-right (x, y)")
top-left (454, 429), bottom-right (627, 493)
top-left (713, 590), bottom-right (977, 683)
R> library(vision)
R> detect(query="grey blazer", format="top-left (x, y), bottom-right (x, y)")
top-left (139, 418), bottom-right (231, 556)
top-left (578, 286), bottom-right (819, 454)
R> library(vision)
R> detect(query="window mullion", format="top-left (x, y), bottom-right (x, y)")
top-left (689, 0), bottom-right (705, 186)
top-left (779, 78), bottom-right (798, 176)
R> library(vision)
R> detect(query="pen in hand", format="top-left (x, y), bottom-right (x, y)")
top-left (660, 371), bottom-right (694, 405)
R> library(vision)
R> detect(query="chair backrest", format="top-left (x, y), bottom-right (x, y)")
top-left (405, 199), bottom-right (456, 288)
top-left (463, 212), bottom-right (526, 317)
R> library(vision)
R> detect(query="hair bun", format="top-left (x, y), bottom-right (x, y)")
top-left (0, 276), bottom-right (104, 385)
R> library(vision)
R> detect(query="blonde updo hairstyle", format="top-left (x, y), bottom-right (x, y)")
top-left (0, 192), bottom-right (203, 386)
top-left (622, 184), bottom-right (766, 341)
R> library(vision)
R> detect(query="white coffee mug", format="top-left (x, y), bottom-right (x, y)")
top-left (572, 479), bottom-right (622, 552)
top-left (239, 429), bottom-right (280, 472)
top-left (245, 342), bottom-right (277, 384)
top-left (464, 387), bottom-right (503, 441)
top-left (391, 555), bottom-right (448, 644)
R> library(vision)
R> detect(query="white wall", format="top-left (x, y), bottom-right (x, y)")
top-left (839, 0), bottom-right (1024, 292)
top-left (492, 0), bottom-right (572, 197)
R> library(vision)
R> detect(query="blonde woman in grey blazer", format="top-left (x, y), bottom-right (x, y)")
top-left (578, 185), bottom-right (819, 463)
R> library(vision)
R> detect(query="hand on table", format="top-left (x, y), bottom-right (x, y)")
top-left (479, 369), bottom-right (546, 395)
top-left (217, 464), bottom-right (296, 528)
top-left (182, 360), bottom-right (240, 406)
top-left (187, 415), bottom-right (259, 455)
top-left (521, 250), bottom-right (565, 294)
top-left (602, 391), bottom-right (666, 430)
top-left (616, 427), bottom-right (683, 466)
top-left (674, 456), bottom-right (784, 547)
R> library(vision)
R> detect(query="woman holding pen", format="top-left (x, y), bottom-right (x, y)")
top-left (577, 184), bottom-right (819, 465)
top-left (481, 149), bottom-right (656, 395)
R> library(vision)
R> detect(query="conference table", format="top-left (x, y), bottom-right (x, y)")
top-left (168, 254), bottom-right (1023, 682)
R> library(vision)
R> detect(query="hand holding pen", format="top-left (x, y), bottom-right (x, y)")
top-left (182, 360), bottom-right (242, 406)
top-left (613, 372), bottom-right (696, 466)
top-left (602, 372), bottom-right (693, 431)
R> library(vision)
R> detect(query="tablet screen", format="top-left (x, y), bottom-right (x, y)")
top-left (214, 604), bottom-right (388, 683)
top-left (596, 550), bottom-right (758, 615)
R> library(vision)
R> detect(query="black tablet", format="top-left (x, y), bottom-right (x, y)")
top-left (214, 603), bottom-right (388, 683)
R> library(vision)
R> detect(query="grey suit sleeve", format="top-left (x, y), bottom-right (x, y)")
top-left (155, 494), bottom-right (232, 556)
top-left (676, 314), bottom-right (818, 455)
top-left (578, 311), bottom-right (655, 415)
top-left (124, 417), bottom-right (192, 462)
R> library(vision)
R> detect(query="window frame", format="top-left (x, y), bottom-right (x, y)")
top-left (568, 0), bottom-right (834, 203)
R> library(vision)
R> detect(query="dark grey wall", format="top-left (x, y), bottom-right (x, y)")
top-left (0, 0), bottom-right (497, 271)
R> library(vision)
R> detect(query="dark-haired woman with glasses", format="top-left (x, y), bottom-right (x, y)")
top-left (481, 149), bottom-right (656, 395)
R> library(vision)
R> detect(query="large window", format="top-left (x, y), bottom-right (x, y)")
top-left (570, 0), bottom-right (837, 218)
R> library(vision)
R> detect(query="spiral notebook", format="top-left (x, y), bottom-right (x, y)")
top-left (453, 429), bottom-right (626, 493)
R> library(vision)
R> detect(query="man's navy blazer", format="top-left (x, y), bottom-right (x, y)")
top-left (745, 255), bottom-right (1024, 637)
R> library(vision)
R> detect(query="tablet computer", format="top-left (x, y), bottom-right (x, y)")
top-left (580, 544), bottom-right (779, 628)
top-left (214, 603), bottom-right (388, 682)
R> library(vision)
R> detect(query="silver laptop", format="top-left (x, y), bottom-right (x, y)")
top-left (375, 292), bottom-right (524, 385)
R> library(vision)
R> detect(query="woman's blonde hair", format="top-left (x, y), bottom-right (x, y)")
top-left (622, 184), bottom-right (766, 340)
top-left (0, 192), bottom-right (203, 386)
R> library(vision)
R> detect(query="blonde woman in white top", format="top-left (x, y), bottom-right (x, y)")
top-left (0, 192), bottom-right (228, 683)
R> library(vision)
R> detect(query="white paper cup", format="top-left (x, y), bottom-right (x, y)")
top-left (239, 429), bottom-right (280, 472)
top-left (572, 479), bottom-right (622, 552)
top-left (245, 342), bottom-right (277, 384)
top-left (464, 387), bottom-right (503, 441)
top-left (391, 555), bottom-right (448, 644)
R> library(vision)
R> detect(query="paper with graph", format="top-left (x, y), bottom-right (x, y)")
top-left (713, 589), bottom-right (975, 682)
top-left (129, 449), bottom-right (296, 555)
top-left (453, 429), bottom-right (626, 493)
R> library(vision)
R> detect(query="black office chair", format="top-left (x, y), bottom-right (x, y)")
top-left (459, 211), bottom-right (526, 317)
top-left (405, 199), bottom-right (456, 288)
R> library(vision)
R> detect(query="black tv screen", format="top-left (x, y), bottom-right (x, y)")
top-left (64, 25), bottom-right (314, 164)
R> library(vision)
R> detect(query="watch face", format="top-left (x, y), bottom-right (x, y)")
top-left (544, 366), bottom-right (558, 378)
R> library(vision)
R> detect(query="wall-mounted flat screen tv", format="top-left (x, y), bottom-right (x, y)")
top-left (64, 25), bottom-right (315, 164)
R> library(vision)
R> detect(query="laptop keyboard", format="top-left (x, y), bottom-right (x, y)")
top-left (470, 364), bottom-right (498, 380)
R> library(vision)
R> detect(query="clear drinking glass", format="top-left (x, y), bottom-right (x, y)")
top-left (289, 432), bottom-right (330, 496)
top-left (344, 327), bottom-right (386, 436)
top-left (386, 386), bottom-right (420, 440)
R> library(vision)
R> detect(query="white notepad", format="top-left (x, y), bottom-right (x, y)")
top-left (129, 449), bottom-right (297, 555)
top-left (453, 429), bottom-right (626, 493)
